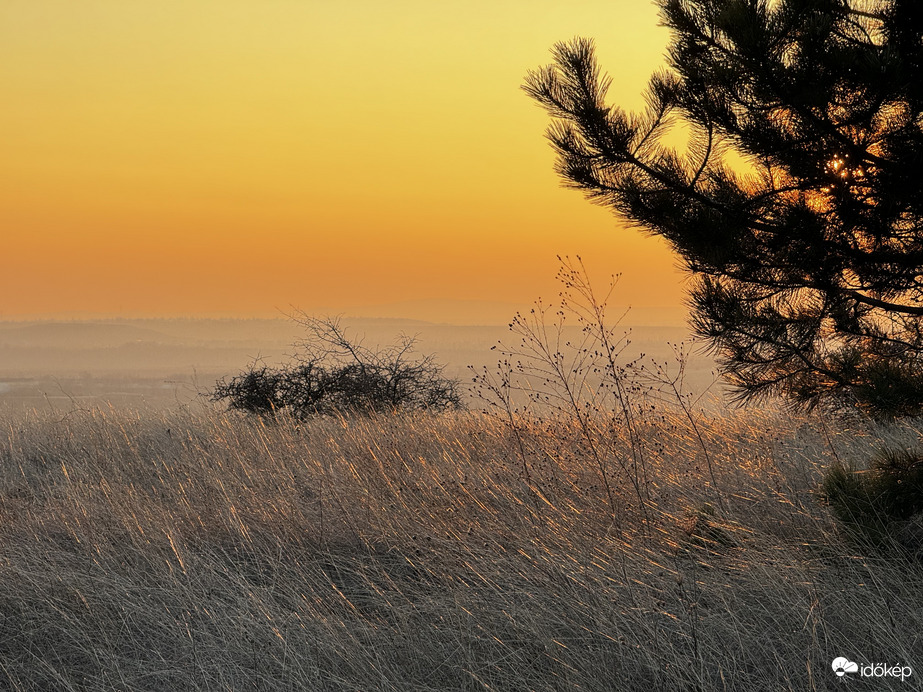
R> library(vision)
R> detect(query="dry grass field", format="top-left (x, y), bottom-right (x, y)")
top-left (0, 400), bottom-right (920, 690)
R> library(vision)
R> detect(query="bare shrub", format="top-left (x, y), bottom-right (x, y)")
top-left (212, 315), bottom-right (463, 417)
top-left (472, 257), bottom-right (723, 532)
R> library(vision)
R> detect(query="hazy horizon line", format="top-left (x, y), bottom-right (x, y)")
top-left (0, 300), bottom-right (688, 328)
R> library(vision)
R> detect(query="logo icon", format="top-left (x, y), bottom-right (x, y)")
top-left (832, 657), bottom-right (859, 677)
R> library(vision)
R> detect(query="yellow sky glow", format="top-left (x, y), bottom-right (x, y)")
top-left (1, 0), bottom-right (685, 323)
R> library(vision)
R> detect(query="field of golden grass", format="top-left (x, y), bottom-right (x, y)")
top-left (0, 403), bottom-right (920, 690)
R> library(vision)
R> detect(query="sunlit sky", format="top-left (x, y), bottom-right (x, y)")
top-left (1, 0), bottom-right (685, 323)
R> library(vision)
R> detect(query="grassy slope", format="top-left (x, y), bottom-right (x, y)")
top-left (0, 405), bottom-right (920, 691)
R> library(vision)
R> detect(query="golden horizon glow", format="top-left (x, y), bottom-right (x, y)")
top-left (1, 0), bottom-right (685, 323)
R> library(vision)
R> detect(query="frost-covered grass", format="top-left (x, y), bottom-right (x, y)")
top-left (0, 404), bottom-right (920, 690)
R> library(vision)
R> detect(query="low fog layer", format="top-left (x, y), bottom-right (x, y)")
top-left (0, 317), bottom-right (715, 411)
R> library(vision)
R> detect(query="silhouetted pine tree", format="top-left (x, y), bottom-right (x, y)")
top-left (525, 0), bottom-right (923, 416)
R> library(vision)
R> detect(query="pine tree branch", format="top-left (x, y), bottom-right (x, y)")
top-left (841, 289), bottom-right (923, 316)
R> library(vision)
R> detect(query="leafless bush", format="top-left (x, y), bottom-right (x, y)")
top-left (472, 256), bottom-right (723, 529)
top-left (212, 315), bottom-right (463, 417)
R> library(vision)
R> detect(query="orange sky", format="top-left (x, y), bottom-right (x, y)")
top-left (1, 0), bottom-right (686, 323)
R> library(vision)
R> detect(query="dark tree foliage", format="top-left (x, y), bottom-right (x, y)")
top-left (211, 316), bottom-right (463, 417)
top-left (525, 0), bottom-right (923, 416)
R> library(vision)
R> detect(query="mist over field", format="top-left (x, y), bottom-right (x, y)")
top-left (0, 314), bottom-right (715, 412)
